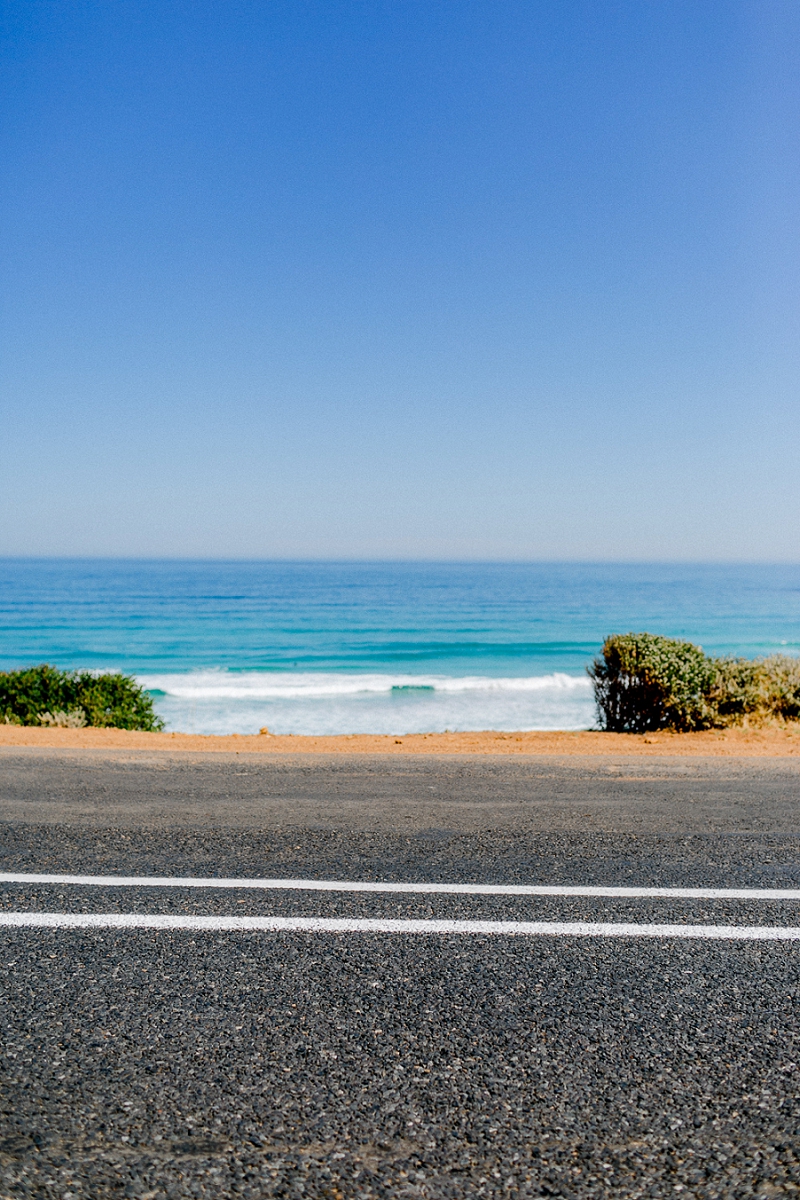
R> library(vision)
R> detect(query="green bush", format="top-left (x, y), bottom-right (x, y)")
top-left (708, 654), bottom-right (800, 724)
top-left (0, 665), bottom-right (164, 731)
top-left (590, 634), bottom-right (800, 732)
top-left (589, 633), bottom-right (714, 732)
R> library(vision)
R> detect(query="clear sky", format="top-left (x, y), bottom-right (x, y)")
top-left (1, 1), bottom-right (798, 560)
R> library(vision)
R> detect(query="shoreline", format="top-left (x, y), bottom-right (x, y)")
top-left (1, 725), bottom-right (799, 755)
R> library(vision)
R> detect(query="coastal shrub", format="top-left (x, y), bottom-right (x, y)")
top-left (0, 665), bottom-right (164, 731)
top-left (709, 654), bottom-right (800, 724)
top-left (589, 634), bottom-right (800, 732)
top-left (588, 633), bottom-right (714, 732)
top-left (760, 654), bottom-right (800, 720)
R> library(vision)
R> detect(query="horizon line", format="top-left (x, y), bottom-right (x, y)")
top-left (1, 556), bottom-right (799, 567)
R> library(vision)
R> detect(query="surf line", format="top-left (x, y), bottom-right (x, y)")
top-left (2, 873), bottom-right (800, 900)
top-left (3, 912), bottom-right (800, 939)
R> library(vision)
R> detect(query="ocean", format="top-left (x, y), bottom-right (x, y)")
top-left (1, 560), bottom-right (798, 735)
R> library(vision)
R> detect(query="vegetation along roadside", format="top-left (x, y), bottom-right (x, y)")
top-left (0, 664), bottom-right (164, 731)
top-left (591, 633), bottom-right (800, 732)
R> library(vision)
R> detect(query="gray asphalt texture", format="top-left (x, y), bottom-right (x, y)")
top-left (2, 749), bottom-right (800, 1199)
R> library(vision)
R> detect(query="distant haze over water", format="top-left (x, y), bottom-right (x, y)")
top-left (1, 561), bottom-right (798, 736)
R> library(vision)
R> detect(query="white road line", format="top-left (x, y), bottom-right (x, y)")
top-left (2, 873), bottom-right (800, 899)
top-left (2, 912), bottom-right (800, 938)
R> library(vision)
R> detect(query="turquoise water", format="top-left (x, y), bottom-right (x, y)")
top-left (1, 560), bottom-right (798, 734)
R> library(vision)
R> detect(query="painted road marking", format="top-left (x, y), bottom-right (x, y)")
top-left (3, 911), bottom-right (800, 938)
top-left (2, 873), bottom-right (800, 900)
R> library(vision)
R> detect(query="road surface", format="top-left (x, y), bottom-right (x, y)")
top-left (2, 749), bottom-right (800, 1198)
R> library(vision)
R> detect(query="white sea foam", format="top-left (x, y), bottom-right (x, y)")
top-left (139, 670), bottom-right (590, 699)
top-left (137, 670), bottom-right (595, 736)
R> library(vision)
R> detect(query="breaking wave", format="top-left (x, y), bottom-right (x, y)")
top-left (137, 670), bottom-right (595, 736)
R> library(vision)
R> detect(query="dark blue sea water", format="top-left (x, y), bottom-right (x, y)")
top-left (1, 560), bottom-right (798, 734)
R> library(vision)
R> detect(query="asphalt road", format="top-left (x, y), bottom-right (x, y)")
top-left (2, 749), bottom-right (800, 1199)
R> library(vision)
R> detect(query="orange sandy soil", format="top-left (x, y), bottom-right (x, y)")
top-left (1, 725), bottom-right (799, 756)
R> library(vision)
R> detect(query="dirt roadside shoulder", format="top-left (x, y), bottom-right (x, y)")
top-left (1, 724), bottom-right (799, 755)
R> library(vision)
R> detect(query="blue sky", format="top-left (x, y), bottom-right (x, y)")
top-left (1, 0), bottom-right (798, 559)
